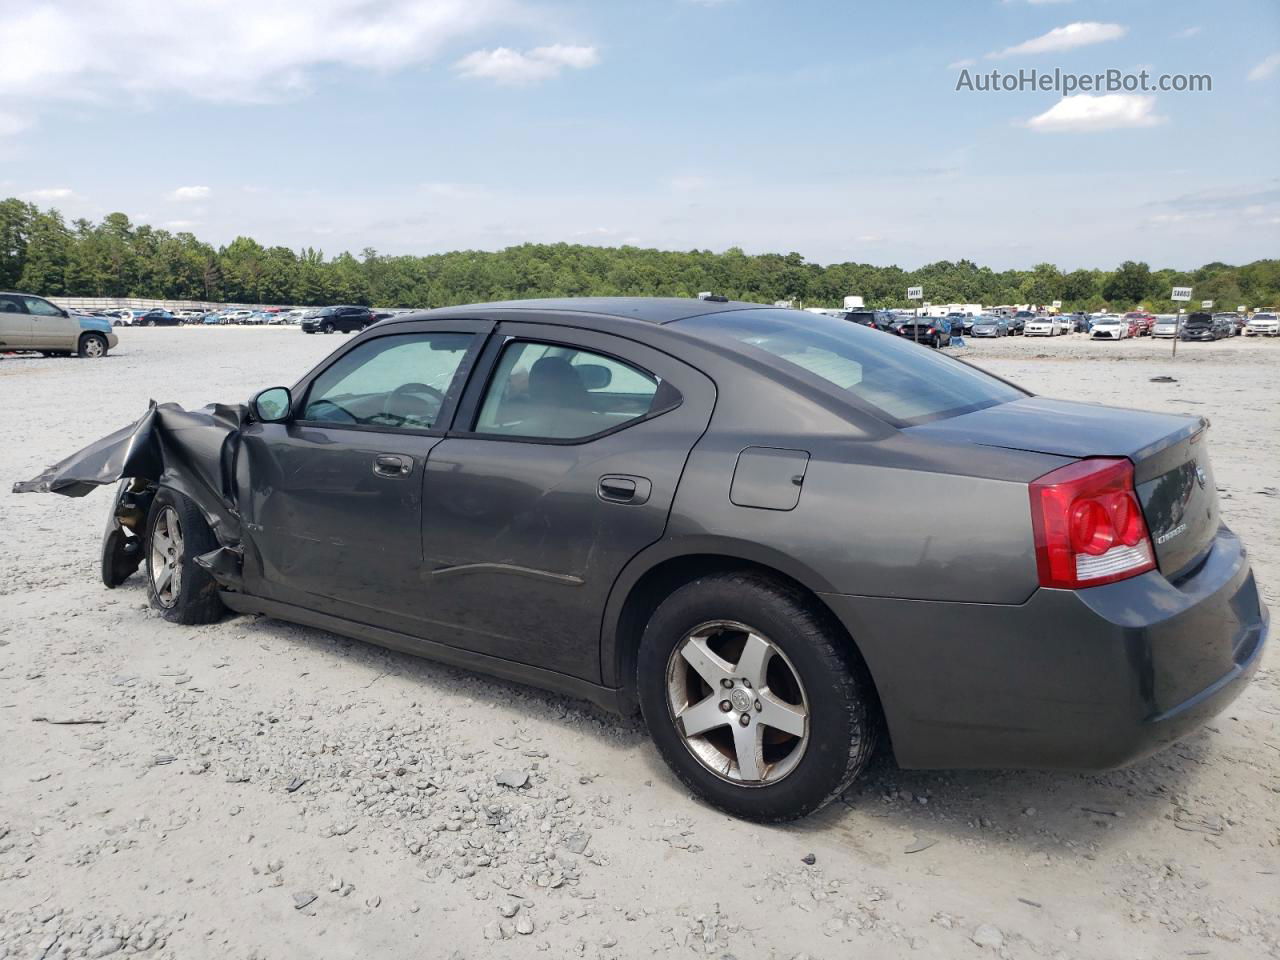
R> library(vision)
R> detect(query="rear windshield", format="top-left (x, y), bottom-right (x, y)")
top-left (676, 309), bottom-right (1024, 424)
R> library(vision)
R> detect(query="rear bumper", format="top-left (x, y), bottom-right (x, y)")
top-left (822, 524), bottom-right (1268, 770)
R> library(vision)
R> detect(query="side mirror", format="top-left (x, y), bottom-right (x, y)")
top-left (252, 386), bottom-right (293, 423)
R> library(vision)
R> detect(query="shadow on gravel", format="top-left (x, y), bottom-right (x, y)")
top-left (197, 607), bottom-right (1214, 850)
top-left (789, 730), bottom-right (1213, 856)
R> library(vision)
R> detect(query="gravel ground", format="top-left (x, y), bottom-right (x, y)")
top-left (1, 326), bottom-right (1277, 960)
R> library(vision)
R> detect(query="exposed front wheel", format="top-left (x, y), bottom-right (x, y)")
top-left (322, 322), bottom-right (335, 334)
top-left (637, 572), bottom-right (876, 822)
top-left (145, 488), bottom-right (225, 625)
top-left (78, 333), bottom-right (108, 358)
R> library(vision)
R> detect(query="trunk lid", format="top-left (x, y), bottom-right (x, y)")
top-left (907, 397), bottom-right (1219, 579)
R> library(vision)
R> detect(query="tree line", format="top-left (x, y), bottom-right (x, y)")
top-left (2, 198), bottom-right (1276, 313)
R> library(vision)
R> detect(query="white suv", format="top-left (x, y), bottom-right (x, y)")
top-left (1244, 313), bottom-right (1278, 337)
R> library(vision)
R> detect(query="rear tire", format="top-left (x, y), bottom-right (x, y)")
top-left (144, 487), bottom-right (225, 625)
top-left (78, 333), bottom-right (108, 358)
top-left (637, 572), bottom-right (876, 822)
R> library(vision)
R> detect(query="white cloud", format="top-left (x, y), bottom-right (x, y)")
top-left (948, 58), bottom-right (976, 70)
top-left (454, 44), bottom-right (599, 85)
top-left (988, 22), bottom-right (1127, 59)
top-left (1026, 94), bottom-right (1165, 132)
top-left (1174, 26), bottom-right (1202, 39)
top-left (1248, 52), bottom-right (1280, 81)
top-left (170, 185), bottom-right (212, 201)
top-left (19, 187), bottom-right (75, 201)
top-left (164, 219), bottom-right (201, 230)
top-left (0, 111), bottom-right (31, 136)
top-left (667, 175), bottom-right (709, 193)
top-left (0, 0), bottom-right (524, 118)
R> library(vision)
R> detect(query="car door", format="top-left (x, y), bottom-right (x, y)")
top-left (237, 321), bottom-right (493, 623)
top-left (0, 294), bottom-right (32, 349)
top-left (22, 295), bottom-right (77, 349)
top-left (417, 321), bottom-right (716, 682)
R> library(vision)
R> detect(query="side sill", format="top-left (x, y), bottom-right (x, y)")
top-left (219, 591), bottom-right (625, 715)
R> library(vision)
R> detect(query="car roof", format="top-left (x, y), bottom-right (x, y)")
top-left (387, 296), bottom-right (770, 327)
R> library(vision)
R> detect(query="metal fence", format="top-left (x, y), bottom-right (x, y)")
top-left (51, 296), bottom-right (298, 313)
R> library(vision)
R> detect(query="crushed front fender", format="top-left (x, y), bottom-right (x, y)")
top-left (13, 400), bottom-right (249, 549)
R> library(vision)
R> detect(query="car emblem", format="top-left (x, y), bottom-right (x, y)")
top-left (1195, 465), bottom-right (1207, 489)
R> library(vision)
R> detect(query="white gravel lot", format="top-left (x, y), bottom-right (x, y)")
top-left (1, 326), bottom-right (1277, 960)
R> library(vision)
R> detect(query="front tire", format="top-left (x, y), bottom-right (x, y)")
top-left (637, 572), bottom-right (876, 822)
top-left (78, 333), bottom-right (108, 358)
top-left (145, 488), bottom-right (225, 625)
top-left (322, 321), bottom-right (335, 334)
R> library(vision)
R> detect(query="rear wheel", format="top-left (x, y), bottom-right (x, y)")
top-left (637, 572), bottom-right (876, 822)
top-left (145, 488), bottom-right (225, 625)
top-left (78, 333), bottom-right (108, 358)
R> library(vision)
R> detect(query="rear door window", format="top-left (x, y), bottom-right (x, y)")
top-left (676, 308), bottom-right (1024, 424)
top-left (474, 341), bottom-right (667, 440)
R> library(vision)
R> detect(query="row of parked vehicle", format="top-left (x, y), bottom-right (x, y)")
top-left (77, 304), bottom-right (408, 330)
top-left (836, 306), bottom-right (1279, 347)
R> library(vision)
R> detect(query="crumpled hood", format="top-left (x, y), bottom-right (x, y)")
top-left (14, 400), bottom-right (249, 545)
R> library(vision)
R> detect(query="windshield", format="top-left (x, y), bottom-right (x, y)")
top-left (675, 308), bottom-right (1024, 424)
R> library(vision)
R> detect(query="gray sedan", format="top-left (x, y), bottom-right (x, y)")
top-left (15, 298), bottom-right (1269, 821)
top-left (968, 315), bottom-right (1008, 337)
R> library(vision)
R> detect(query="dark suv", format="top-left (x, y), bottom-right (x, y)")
top-left (301, 305), bottom-right (374, 334)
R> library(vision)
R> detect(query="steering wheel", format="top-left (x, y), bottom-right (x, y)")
top-left (392, 382), bottom-right (445, 403)
top-left (371, 381), bottom-right (445, 427)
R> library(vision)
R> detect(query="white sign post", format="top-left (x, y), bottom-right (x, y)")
top-left (1171, 287), bottom-right (1192, 357)
top-left (1052, 300), bottom-right (1062, 311)
top-left (1201, 300), bottom-right (1213, 309)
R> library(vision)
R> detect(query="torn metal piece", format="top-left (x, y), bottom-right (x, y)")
top-left (14, 400), bottom-right (250, 554)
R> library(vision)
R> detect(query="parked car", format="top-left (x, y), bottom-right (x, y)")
top-left (17, 297), bottom-right (1268, 822)
top-left (1006, 314), bottom-right (1028, 335)
top-left (895, 316), bottom-right (951, 348)
top-left (137, 309), bottom-right (183, 327)
top-left (1243, 312), bottom-right (1279, 337)
top-left (1179, 312), bottom-right (1231, 342)
top-left (968, 315), bottom-right (1008, 338)
top-left (0, 290), bottom-right (118, 357)
top-left (1023, 316), bottom-right (1062, 337)
top-left (1071, 313), bottom-right (1092, 333)
top-left (1151, 317), bottom-right (1179, 338)
top-left (175, 309), bottom-right (203, 322)
top-left (102, 308), bottom-right (134, 326)
top-left (1123, 312), bottom-right (1154, 336)
top-left (1089, 316), bottom-right (1128, 340)
top-left (301, 305), bottom-right (375, 334)
top-left (841, 309), bottom-right (892, 332)
top-left (1213, 312), bottom-right (1244, 336)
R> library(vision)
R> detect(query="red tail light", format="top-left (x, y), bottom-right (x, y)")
top-left (1028, 458), bottom-right (1156, 589)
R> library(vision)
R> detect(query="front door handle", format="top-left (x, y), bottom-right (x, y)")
top-left (372, 454), bottom-right (413, 478)
top-left (598, 475), bottom-right (651, 505)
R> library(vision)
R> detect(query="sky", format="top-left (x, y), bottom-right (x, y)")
top-left (1, 0), bottom-right (1277, 270)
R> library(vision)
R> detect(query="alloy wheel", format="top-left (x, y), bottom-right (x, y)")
top-left (149, 506), bottom-right (184, 608)
top-left (665, 620), bottom-right (810, 785)
top-left (82, 337), bottom-right (105, 358)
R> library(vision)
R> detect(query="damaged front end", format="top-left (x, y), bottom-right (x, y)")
top-left (14, 400), bottom-right (250, 590)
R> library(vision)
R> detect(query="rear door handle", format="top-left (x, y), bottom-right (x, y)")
top-left (598, 475), bottom-right (651, 505)
top-left (372, 454), bottom-right (413, 478)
